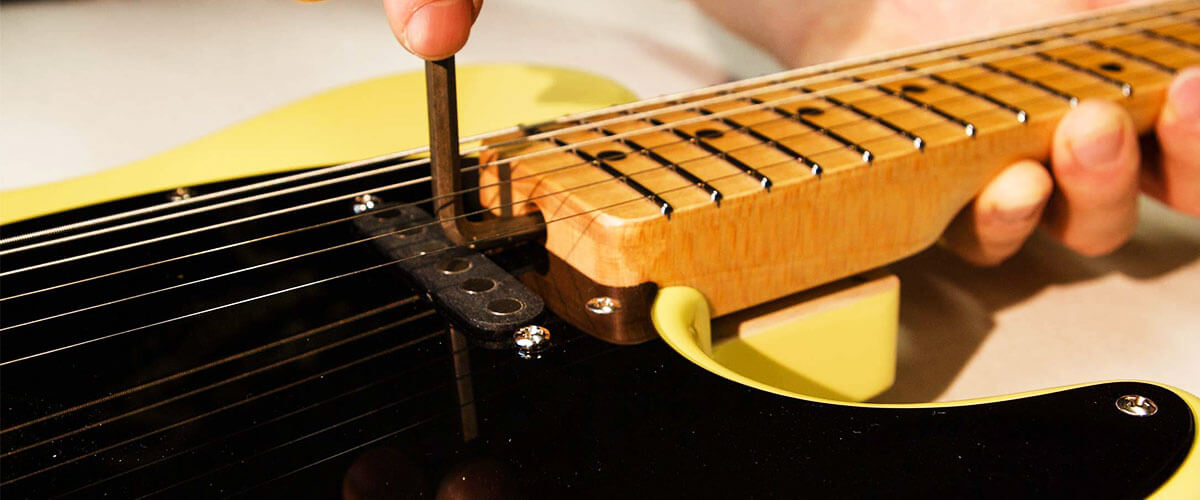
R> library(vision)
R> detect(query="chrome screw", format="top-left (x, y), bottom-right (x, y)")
top-left (1115, 395), bottom-right (1158, 417)
top-left (169, 187), bottom-right (193, 202)
top-left (513, 325), bottom-right (550, 359)
top-left (352, 194), bottom-right (380, 214)
top-left (585, 296), bottom-right (621, 315)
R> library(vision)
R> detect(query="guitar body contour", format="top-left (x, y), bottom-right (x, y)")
top-left (1, 63), bottom-right (1197, 498)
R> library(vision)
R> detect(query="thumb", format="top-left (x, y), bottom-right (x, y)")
top-left (383, 0), bottom-right (482, 60)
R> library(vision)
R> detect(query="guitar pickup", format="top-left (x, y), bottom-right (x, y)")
top-left (354, 203), bottom-right (545, 347)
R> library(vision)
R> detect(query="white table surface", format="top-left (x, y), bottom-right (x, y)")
top-left (2, 0), bottom-right (1198, 402)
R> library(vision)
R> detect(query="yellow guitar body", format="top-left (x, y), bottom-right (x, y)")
top-left (0, 64), bottom-right (637, 225)
top-left (2, 63), bottom-right (1196, 497)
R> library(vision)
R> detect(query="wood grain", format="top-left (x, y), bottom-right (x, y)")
top-left (480, 5), bottom-right (1199, 316)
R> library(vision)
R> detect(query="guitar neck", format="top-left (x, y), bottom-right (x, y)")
top-left (479, 0), bottom-right (1200, 315)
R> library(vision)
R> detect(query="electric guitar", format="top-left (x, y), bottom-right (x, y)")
top-left (2, 2), bottom-right (1199, 498)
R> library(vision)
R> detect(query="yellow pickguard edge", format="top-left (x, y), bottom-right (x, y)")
top-left (0, 64), bottom-right (638, 225)
top-left (653, 286), bottom-right (1200, 498)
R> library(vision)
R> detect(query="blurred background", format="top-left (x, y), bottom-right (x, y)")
top-left (1, 0), bottom-right (1197, 402)
top-left (0, 0), bottom-right (779, 190)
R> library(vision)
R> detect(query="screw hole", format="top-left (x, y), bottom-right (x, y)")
top-left (488, 298), bottom-right (525, 316)
top-left (461, 278), bottom-right (496, 294)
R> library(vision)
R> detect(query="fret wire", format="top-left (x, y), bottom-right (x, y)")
top-left (1120, 20), bottom-right (1200, 51)
top-left (805, 90), bottom-right (927, 150)
top-left (7, 116), bottom-right (896, 329)
top-left (1, 0), bottom-right (1178, 252)
top-left (0, 12), bottom-right (1180, 276)
top-left (907, 65), bottom-right (1030, 123)
top-left (850, 75), bottom-right (979, 137)
top-left (553, 0), bottom-right (1178, 127)
top-left (0, 71), bottom-right (1061, 296)
top-left (647, 117), bottom-right (775, 190)
top-left (1029, 48), bottom-right (1135, 96)
top-left (1075, 36), bottom-right (1179, 74)
top-left (5, 15), bottom-right (1189, 365)
top-left (956, 54), bottom-right (1081, 107)
top-left (742, 98), bottom-right (872, 164)
top-left (0, 35), bottom-right (1130, 271)
top-left (549, 137), bottom-right (674, 217)
top-left (697, 108), bottom-right (826, 175)
top-left (597, 128), bottom-right (724, 205)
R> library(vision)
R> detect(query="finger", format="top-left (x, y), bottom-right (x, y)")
top-left (1041, 100), bottom-right (1141, 256)
top-left (1143, 66), bottom-right (1200, 216)
top-left (942, 160), bottom-right (1053, 266)
top-left (382, 0), bottom-right (483, 60)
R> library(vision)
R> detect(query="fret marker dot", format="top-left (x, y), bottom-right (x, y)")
top-left (1100, 62), bottom-right (1124, 72)
top-left (1023, 39), bottom-right (1044, 46)
top-left (795, 107), bottom-right (824, 116)
top-left (900, 84), bottom-right (927, 94)
top-left (695, 128), bottom-right (724, 139)
top-left (597, 150), bottom-right (627, 162)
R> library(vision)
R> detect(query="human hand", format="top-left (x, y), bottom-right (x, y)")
top-left (382, 0), bottom-right (483, 60)
top-left (693, 0), bottom-right (1200, 264)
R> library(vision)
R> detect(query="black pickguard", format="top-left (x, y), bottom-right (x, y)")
top-left (0, 158), bottom-right (1192, 499)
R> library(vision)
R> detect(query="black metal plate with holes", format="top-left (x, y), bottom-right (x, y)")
top-left (352, 202), bottom-right (544, 345)
top-left (0, 160), bottom-right (1193, 499)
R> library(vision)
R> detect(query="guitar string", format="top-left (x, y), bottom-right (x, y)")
top-left (0, 22), bottom-right (1191, 336)
top-left (0, 320), bottom-right (451, 486)
top-left (0, 13), bottom-right (1183, 287)
top-left (0, 309), bottom-right (440, 460)
top-left (2, 0), bottom-right (1190, 414)
top-left (0, 0), bottom-right (1172, 250)
top-left (53, 325), bottom-right (511, 498)
top-left (2, 16), bottom-right (1192, 328)
top-left (23, 321), bottom-right (589, 491)
top-left (0, 42), bottom-right (1154, 368)
top-left (9, 15), bottom-right (1200, 498)
top-left (0, 12), bottom-right (1180, 288)
top-left (226, 337), bottom-right (618, 500)
top-left (0, 297), bottom-right (420, 436)
top-left (0, 80), bottom-right (1067, 332)
top-left (0, 141), bottom-right (851, 369)
top-left (0, 0), bottom-right (1177, 256)
top-left (121, 333), bottom-right (597, 499)
top-left (2, 3), bottom-right (1194, 486)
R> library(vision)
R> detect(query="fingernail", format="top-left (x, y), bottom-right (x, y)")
top-left (1165, 67), bottom-right (1200, 123)
top-left (1066, 103), bottom-right (1126, 167)
top-left (992, 202), bottom-right (1041, 224)
top-left (404, 0), bottom-right (465, 58)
